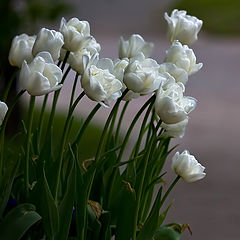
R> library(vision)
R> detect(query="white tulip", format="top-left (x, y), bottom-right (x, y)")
top-left (67, 36), bottom-right (101, 74)
top-left (165, 9), bottom-right (203, 45)
top-left (165, 40), bottom-right (202, 75)
top-left (32, 28), bottom-right (64, 61)
top-left (161, 118), bottom-right (188, 138)
top-left (60, 17), bottom-right (91, 52)
top-left (81, 56), bottom-right (123, 106)
top-left (9, 34), bottom-right (36, 68)
top-left (119, 34), bottom-right (154, 59)
top-left (0, 101), bottom-right (8, 126)
top-left (172, 150), bottom-right (206, 182)
top-left (155, 82), bottom-right (196, 124)
top-left (19, 52), bottom-right (63, 96)
top-left (124, 55), bottom-right (164, 96)
top-left (159, 62), bottom-right (188, 85)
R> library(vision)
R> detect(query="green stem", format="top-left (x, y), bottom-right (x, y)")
top-left (116, 95), bottom-right (155, 163)
top-left (25, 96), bottom-right (36, 199)
top-left (2, 68), bottom-right (17, 102)
top-left (115, 101), bottom-right (129, 142)
top-left (160, 175), bottom-right (180, 208)
top-left (54, 91), bottom-right (85, 201)
top-left (0, 90), bottom-right (25, 176)
top-left (69, 72), bottom-right (79, 110)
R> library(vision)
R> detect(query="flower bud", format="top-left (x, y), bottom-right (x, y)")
top-left (9, 34), bottom-right (36, 68)
top-left (165, 9), bottom-right (203, 45)
top-left (32, 28), bottom-right (64, 61)
top-left (0, 101), bottom-right (8, 126)
top-left (172, 150), bottom-right (206, 182)
top-left (19, 51), bottom-right (63, 96)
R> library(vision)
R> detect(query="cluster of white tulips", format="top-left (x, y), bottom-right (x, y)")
top-left (0, 9), bottom-right (206, 240)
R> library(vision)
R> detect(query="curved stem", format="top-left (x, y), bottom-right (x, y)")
top-left (25, 96), bottom-right (36, 199)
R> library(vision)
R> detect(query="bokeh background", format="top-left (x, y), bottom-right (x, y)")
top-left (1, 0), bottom-right (240, 239)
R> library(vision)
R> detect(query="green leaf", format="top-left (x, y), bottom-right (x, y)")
top-left (153, 223), bottom-right (182, 240)
top-left (0, 203), bottom-right (41, 240)
top-left (56, 149), bottom-right (76, 240)
top-left (137, 187), bottom-right (162, 240)
top-left (0, 158), bottom-right (19, 217)
top-left (115, 181), bottom-right (136, 240)
top-left (32, 168), bottom-right (59, 239)
top-left (99, 211), bottom-right (111, 240)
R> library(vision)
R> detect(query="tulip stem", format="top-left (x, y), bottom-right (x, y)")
top-left (0, 89), bottom-right (25, 176)
top-left (160, 175), bottom-right (180, 208)
top-left (69, 72), bottom-right (79, 109)
top-left (25, 96), bottom-right (35, 199)
top-left (54, 91), bottom-right (85, 201)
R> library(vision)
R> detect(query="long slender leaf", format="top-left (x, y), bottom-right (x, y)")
top-left (0, 203), bottom-right (41, 240)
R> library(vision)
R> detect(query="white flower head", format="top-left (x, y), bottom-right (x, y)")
top-left (113, 58), bottom-right (139, 101)
top-left (119, 34), bottom-right (154, 59)
top-left (165, 9), bottom-right (203, 45)
top-left (0, 101), bottom-right (8, 126)
top-left (165, 40), bottom-right (202, 75)
top-left (161, 118), bottom-right (188, 138)
top-left (159, 62), bottom-right (188, 85)
top-left (124, 55), bottom-right (164, 96)
top-left (155, 82), bottom-right (197, 124)
top-left (32, 28), bottom-right (64, 61)
top-left (67, 36), bottom-right (101, 74)
top-left (81, 55), bottom-right (123, 107)
top-left (19, 51), bottom-right (63, 96)
top-left (172, 150), bottom-right (206, 182)
top-left (60, 17), bottom-right (91, 52)
top-left (9, 34), bottom-right (36, 68)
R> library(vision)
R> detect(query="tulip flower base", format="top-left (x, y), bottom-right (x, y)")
top-left (0, 9), bottom-right (205, 240)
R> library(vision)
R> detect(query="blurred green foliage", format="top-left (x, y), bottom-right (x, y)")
top-left (170, 0), bottom-right (240, 35)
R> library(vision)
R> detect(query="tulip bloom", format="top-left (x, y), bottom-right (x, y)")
top-left (172, 150), bottom-right (206, 182)
top-left (9, 34), bottom-right (36, 68)
top-left (19, 52), bottom-right (63, 96)
top-left (60, 17), bottom-right (91, 52)
top-left (119, 34), bottom-right (154, 59)
top-left (155, 82), bottom-right (196, 124)
top-left (165, 9), bottom-right (203, 45)
top-left (81, 56), bottom-right (123, 106)
top-left (0, 101), bottom-right (8, 126)
top-left (165, 40), bottom-right (202, 75)
top-left (32, 28), bottom-right (64, 61)
top-left (124, 55), bottom-right (164, 96)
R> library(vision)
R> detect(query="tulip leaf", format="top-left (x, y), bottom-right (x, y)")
top-left (115, 181), bottom-right (136, 240)
top-left (137, 187), bottom-right (162, 240)
top-left (56, 148), bottom-right (76, 240)
top-left (32, 167), bottom-right (59, 239)
top-left (99, 211), bottom-right (111, 240)
top-left (0, 203), bottom-right (41, 240)
top-left (153, 223), bottom-right (183, 240)
top-left (0, 158), bottom-right (19, 217)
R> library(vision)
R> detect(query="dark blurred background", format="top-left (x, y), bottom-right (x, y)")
top-left (1, 0), bottom-right (240, 239)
